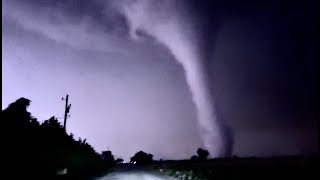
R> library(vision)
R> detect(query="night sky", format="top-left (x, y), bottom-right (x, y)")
top-left (2, 0), bottom-right (317, 161)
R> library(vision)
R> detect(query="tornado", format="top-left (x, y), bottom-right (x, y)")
top-left (111, 0), bottom-right (231, 157)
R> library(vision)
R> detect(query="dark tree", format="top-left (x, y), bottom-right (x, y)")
top-left (116, 158), bottom-right (124, 164)
top-left (130, 151), bottom-right (153, 165)
top-left (190, 148), bottom-right (210, 161)
top-left (101, 150), bottom-right (116, 167)
top-left (2, 97), bottom-right (105, 178)
top-left (197, 148), bottom-right (209, 161)
top-left (190, 155), bottom-right (199, 161)
top-left (2, 98), bottom-right (41, 176)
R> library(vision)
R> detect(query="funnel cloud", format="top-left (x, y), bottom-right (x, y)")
top-left (112, 0), bottom-right (232, 157)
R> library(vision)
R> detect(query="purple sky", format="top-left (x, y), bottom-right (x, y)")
top-left (2, 0), bottom-right (317, 160)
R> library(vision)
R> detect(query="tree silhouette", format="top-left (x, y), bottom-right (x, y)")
top-left (2, 97), bottom-right (106, 178)
top-left (2, 98), bottom-right (42, 176)
top-left (100, 150), bottom-right (116, 172)
top-left (190, 155), bottom-right (199, 161)
top-left (116, 158), bottom-right (124, 164)
top-left (197, 148), bottom-right (209, 161)
top-left (130, 151), bottom-right (153, 165)
top-left (101, 150), bottom-right (116, 165)
top-left (190, 148), bottom-right (210, 161)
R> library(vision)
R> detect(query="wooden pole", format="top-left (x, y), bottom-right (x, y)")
top-left (62, 94), bottom-right (71, 132)
top-left (63, 95), bottom-right (68, 131)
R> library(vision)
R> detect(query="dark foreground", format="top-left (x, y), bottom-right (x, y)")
top-left (150, 155), bottom-right (318, 179)
top-left (54, 155), bottom-right (318, 180)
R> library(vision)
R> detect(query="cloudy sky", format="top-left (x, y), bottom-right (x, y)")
top-left (2, 0), bottom-right (317, 160)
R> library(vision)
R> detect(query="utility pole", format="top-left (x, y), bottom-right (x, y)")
top-left (62, 94), bottom-right (71, 132)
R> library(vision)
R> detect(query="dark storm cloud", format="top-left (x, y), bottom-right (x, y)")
top-left (2, 0), bottom-right (134, 54)
top-left (208, 0), bottom-right (317, 155)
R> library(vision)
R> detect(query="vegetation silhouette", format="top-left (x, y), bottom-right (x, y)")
top-left (101, 150), bottom-right (116, 168)
top-left (2, 97), bottom-right (114, 179)
top-left (190, 148), bottom-right (210, 161)
top-left (3, 97), bottom-right (317, 179)
top-left (130, 151), bottom-right (154, 165)
top-left (116, 158), bottom-right (124, 164)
